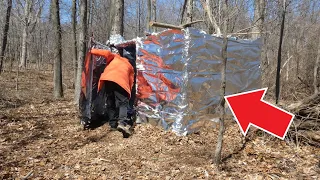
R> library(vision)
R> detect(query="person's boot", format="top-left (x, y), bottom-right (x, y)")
top-left (117, 119), bottom-right (133, 138)
top-left (109, 119), bottom-right (118, 131)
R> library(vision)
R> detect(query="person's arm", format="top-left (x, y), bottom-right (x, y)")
top-left (90, 49), bottom-right (115, 64)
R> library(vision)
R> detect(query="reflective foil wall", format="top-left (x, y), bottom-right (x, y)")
top-left (136, 28), bottom-right (262, 135)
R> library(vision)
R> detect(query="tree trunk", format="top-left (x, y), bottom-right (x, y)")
top-left (111, 0), bottom-right (124, 36)
top-left (152, 0), bottom-right (157, 32)
top-left (136, 0), bottom-right (140, 36)
top-left (214, 0), bottom-right (228, 166)
top-left (313, 39), bottom-right (320, 94)
top-left (186, 0), bottom-right (193, 24)
top-left (20, 25), bottom-right (28, 68)
top-left (275, 0), bottom-right (286, 104)
top-left (180, 0), bottom-right (187, 24)
top-left (106, 0), bottom-right (114, 40)
top-left (52, 0), bottom-right (63, 98)
top-left (19, 0), bottom-right (32, 69)
top-left (200, 0), bottom-right (222, 35)
top-left (0, 0), bottom-right (13, 73)
top-left (147, 0), bottom-right (152, 32)
top-left (252, 0), bottom-right (265, 39)
top-left (72, 0), bottom-right (78, 87)
top-left (181, 0), bottom-right (193, 26)
top-left (74, 0), bottom-right (88, 104)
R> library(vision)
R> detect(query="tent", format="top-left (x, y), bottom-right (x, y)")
top-left (80, 28), bottom-right (262, 135)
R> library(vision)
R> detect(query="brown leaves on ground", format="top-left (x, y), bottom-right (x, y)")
top-left (0, 70), bottom-right (319, 179)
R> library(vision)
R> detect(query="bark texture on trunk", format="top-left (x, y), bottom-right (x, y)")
top-left (181, 0), bottom-right (193, 26)
top-left (0, 0), bottom-right (13, 73)
top-left (72, 0), bottom-right (78, 86)
top-left (20, 26), bottom-right (28, 68)
top-left (52, 0), bottom-right (63, 98)
top-left (252, 0), bottom-right (265, 39)
top-left (74, 0), bottom-right (88, 104)
top-left (186, 0), bottom-right (193, 24)
top-left (19, 0), bottom-right (32, 68)
top-left (151, 0), bottom-right (157, 32)
top-left (147, 0), bottom-right (152, 32)
top-left (111, 0), bottom-right (124, 36)
top-left (180, 0), bottom-right (187, 24)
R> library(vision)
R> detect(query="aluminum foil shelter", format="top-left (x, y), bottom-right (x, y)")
top-left (135, 28), bottom-right (262, 135)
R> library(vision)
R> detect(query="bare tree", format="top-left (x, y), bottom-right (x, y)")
top-left (214, 0), bottom-right (228, 166)
top-left (200, 0), bottom-right (221, 35)
top-left (136, 0), bottom-right (141, 36)
top-left (252, 0), bottom-right (265, 39)
top-left (72, 0), bottom-right (78, 86)
top-left (0, 0), bottom-right (12, 73)
top-left (180, 0), bottom-right (187, 24)
top-left (147, 0), bottom-right (152, 32)
top-left (18, 0), bottom-right (42, 68)
top-left (111, 0), bottom-right (124, 36)
top-left (275, 0), bottom-right (287, 104)
top-left (74, 0), bottom-right (88, 104)
top-left (180, 0), bottom-right (193, 25)
top-left (151, 0), bottom-right (157, 32)
top-left (52, 0), bottom-right (63, 98)
top-left (186, 0), bottom-right (193, 24)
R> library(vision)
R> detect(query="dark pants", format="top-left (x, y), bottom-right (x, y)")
top-left (104, 81), bottom-right (131, 127)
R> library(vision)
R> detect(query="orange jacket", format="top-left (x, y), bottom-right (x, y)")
top-left (90, 49), bottom-right (134, 98)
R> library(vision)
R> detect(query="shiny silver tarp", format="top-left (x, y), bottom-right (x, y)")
top-left (136, 28), bottom-right (262, 135)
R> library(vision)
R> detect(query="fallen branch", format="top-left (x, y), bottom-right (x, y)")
top-left (287, 93), bottom-right (320, 147)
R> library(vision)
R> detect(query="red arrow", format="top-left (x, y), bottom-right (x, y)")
top-left (225, 88), bottom-right (294, 140)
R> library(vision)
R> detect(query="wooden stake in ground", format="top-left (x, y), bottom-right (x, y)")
top-left (52, 0), bottom-right (63, 98)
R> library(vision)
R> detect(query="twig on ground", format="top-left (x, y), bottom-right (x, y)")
top-left (21, 170), bottom-right (33, 180)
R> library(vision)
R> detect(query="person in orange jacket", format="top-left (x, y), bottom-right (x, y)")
top-left (90, 48), bottom-right (135, 138)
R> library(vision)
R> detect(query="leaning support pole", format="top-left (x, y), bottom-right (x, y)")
top-left (149, 20), bottom-right (204, 30)
top-left (149, 21), bottom-right (183, 29)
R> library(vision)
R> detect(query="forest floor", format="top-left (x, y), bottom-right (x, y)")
top-left (0, 70), bottom-right (319, 179)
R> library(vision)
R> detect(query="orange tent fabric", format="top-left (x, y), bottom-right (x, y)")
top-left (90, 49), bottom-right (134, 98)
top-left (136, 49), bottom-right (180, 102)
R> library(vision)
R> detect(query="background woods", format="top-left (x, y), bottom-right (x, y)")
top-left (0, 0), bottom-right (319, 98)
